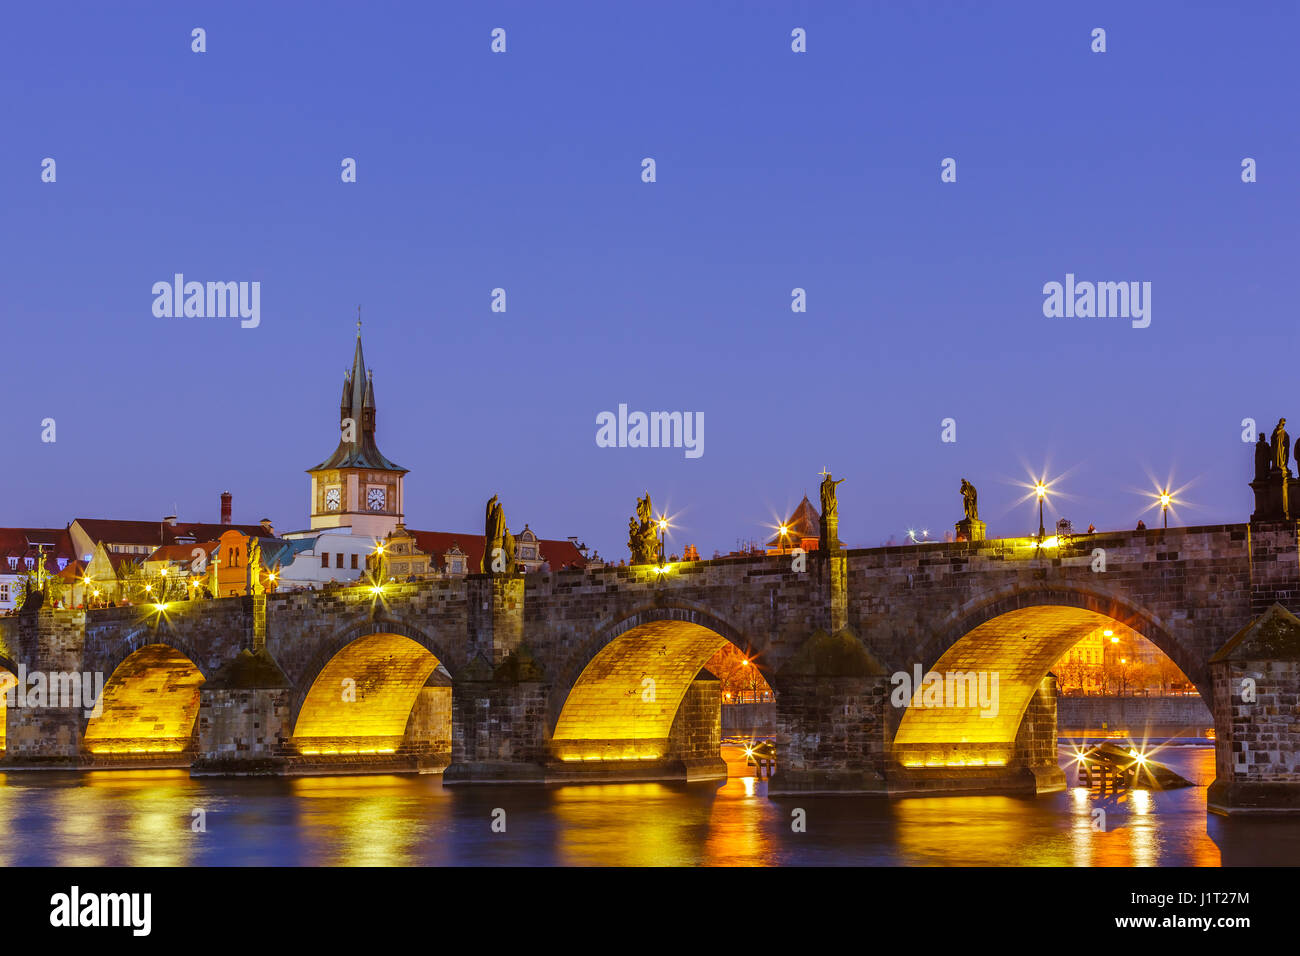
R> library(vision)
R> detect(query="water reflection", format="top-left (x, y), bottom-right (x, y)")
top-left (0, 747), bottom-right (1296, 866)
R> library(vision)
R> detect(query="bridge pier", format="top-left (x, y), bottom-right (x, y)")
top-left (1207, 603), bottom-right (1300, 815)
top-left (1, 605), bottom-right (88, 767)
top-left (192, 647), bottom-right (293, 774)
top-left (769, 628), bottom-right (891, 795)
top-left (443, 646), bottom-right (550, 784)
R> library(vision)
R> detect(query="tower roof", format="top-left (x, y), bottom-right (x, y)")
top-left (767, 495), bottom-right (821, 546)
top-left (308, 324), bottom-right (407, 474)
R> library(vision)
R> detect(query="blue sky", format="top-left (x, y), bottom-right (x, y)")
top-left (2, 2), bottom-right (1296, 557)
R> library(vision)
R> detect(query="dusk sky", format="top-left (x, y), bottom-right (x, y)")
top-left (3, 2), bottom-right (1296, 559)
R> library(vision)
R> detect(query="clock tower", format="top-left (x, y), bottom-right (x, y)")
top-left (307, 320), bottom-right (408, 539)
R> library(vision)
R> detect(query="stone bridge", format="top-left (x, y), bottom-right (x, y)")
top-left (3, 520), bottom-right (1299, 815)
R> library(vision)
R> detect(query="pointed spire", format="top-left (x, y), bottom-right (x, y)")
top-left (308, 317), bottom-right (408, 476)
top-left (349, 323), bottom-right (367, 416)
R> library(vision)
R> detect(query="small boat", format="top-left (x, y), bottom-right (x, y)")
top-left (1074, 741), bottom-right (1192, 790)
top-left (745, 740), bottom-right (777, 778)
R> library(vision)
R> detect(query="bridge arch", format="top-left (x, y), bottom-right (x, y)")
top-left (549, 603), bottom-right (770, 763)
top-left (82, 642), bottom-right (207, 756)
top-left (90, 625), bottom-right (212, 688)
top-left (895, 583), bottom-right (1204, 770)
top-left (288, 616), bottom-right (449, 756)
top-left (918, 583), bottom-right (1203, 697)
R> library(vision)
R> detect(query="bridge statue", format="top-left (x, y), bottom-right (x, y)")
top-left (1255, 434), bottom-right (1272, 482)
top-left (1272, 418), bottom-right (1291, 475)
top-left (33, 544), bottom-right (49, 593)
top-left (1252, 418), bottom-right (1292, 521)
top-left (819, 472), bottom-right (844, 520)
top-left (247, 537), bottom-right (264, 595)
top-left (818, 472), bottom-right (845, 551)
top-left (960, 478), bottom-right (979, 520)
top-left (481, 495), bottom-right (517, 574)
top-left (628, 493), bottom-right (658, 564)
top-left (955, 477), bottom-right (987, 542)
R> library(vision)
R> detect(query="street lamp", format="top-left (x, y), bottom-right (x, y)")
top-left (1159, 490), bottom-right (1171, 529)
top-left (778, 525), bottom-right (790, 555)
top-left (1035, 481), bottom-right (1048, 550)
top-left (657, 515), bottom-right (669, 565)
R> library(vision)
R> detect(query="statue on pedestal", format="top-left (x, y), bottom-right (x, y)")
top-left (1272, 418), bottom-right (1291, 476)
top-left (818, 471), bottom-right (845, 551)
top-left (481, 495), bottom-right (517, 574)
top-left (1251, 417), bottom-right (1291, 522)
top-left (628, 493), bottom-right (659, 565)
top-left (955, 477), bottom-right (987, 542)
top-left (247, 537), bottom-right (264, 596)
top-left (819, 472), bottom-right (844, 520)
top-left (1255, 434), bottom-right (1273, 482)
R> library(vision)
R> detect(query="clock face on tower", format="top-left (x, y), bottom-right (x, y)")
top-left (367, 487), bottom-right (386, 511)
top-left (325, 487), bottom-right (341, 511)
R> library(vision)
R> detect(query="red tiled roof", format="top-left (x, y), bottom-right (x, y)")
top-left (0, 527), bottom-right (77, 573)
top-left (147, 542), bottom-right (219, 563)
top-left (55, 560), bottom-right (88, 582)
top-left (407, 530), bottom-right (587, 572)
top-left (104, 552), bottom-right (143, 571)
top-left (767, 496), bottom-right (821, 546)
top-left (177, 523), bottom-right (275, 541)
top-left (73, 519), bottom-right (274, 546)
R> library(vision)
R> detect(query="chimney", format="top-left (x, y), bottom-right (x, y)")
top-left (220, 491), bottom-right (232, 525)
top-left (163, 515), bottom-right (178, 527)
top-left (260, 518), bottom-right (274, 536)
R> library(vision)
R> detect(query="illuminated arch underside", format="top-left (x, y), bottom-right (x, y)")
top-left (292, 633), bottom-right (440, 755)
top-left (552, 620), bottom-right (728, 762)
top-left (894, 606), bottom-right (1130, 768)
top-left (83, 644), bottom-right (205, 754)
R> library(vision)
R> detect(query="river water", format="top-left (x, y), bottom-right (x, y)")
top-left (2, 745), bottom-right (1298, 866)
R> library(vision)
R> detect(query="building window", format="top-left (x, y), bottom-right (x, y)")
top-left (336, 553), bottom-right (343, 569)
top-left (24, 558), bottom-right (34, 569)
top-left (7, 557), bottom-right (16, 570)
top-left (57, 558), bottom-right (68, 570)
top-left (351, 554), bottom-right (358, 569)
top-left (320, 553), bottom-right (329, 568)
top-left (0, 584), bottom-right (8, 601)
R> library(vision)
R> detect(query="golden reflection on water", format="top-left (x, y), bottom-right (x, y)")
top-left (0, 746), bottom-right (1248, 866)
top-left (701, 776), bottom-right (776, 866)
top-left (551, 782), bottom-right (709, 866)
top-left (288, 775), bottom-right (440, 866)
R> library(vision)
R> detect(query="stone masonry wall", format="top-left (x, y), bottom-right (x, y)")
top-left (667, 677), bottom-right (722, 761)
top-left (194, 687), bottom-right (292, 771)
top-left (1012, 676), bottom-right (1060, 770)
top-left (1210, 658), bottom-right (1300, 810)
top-left (1057, 694), bottom-right (1212, 732)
